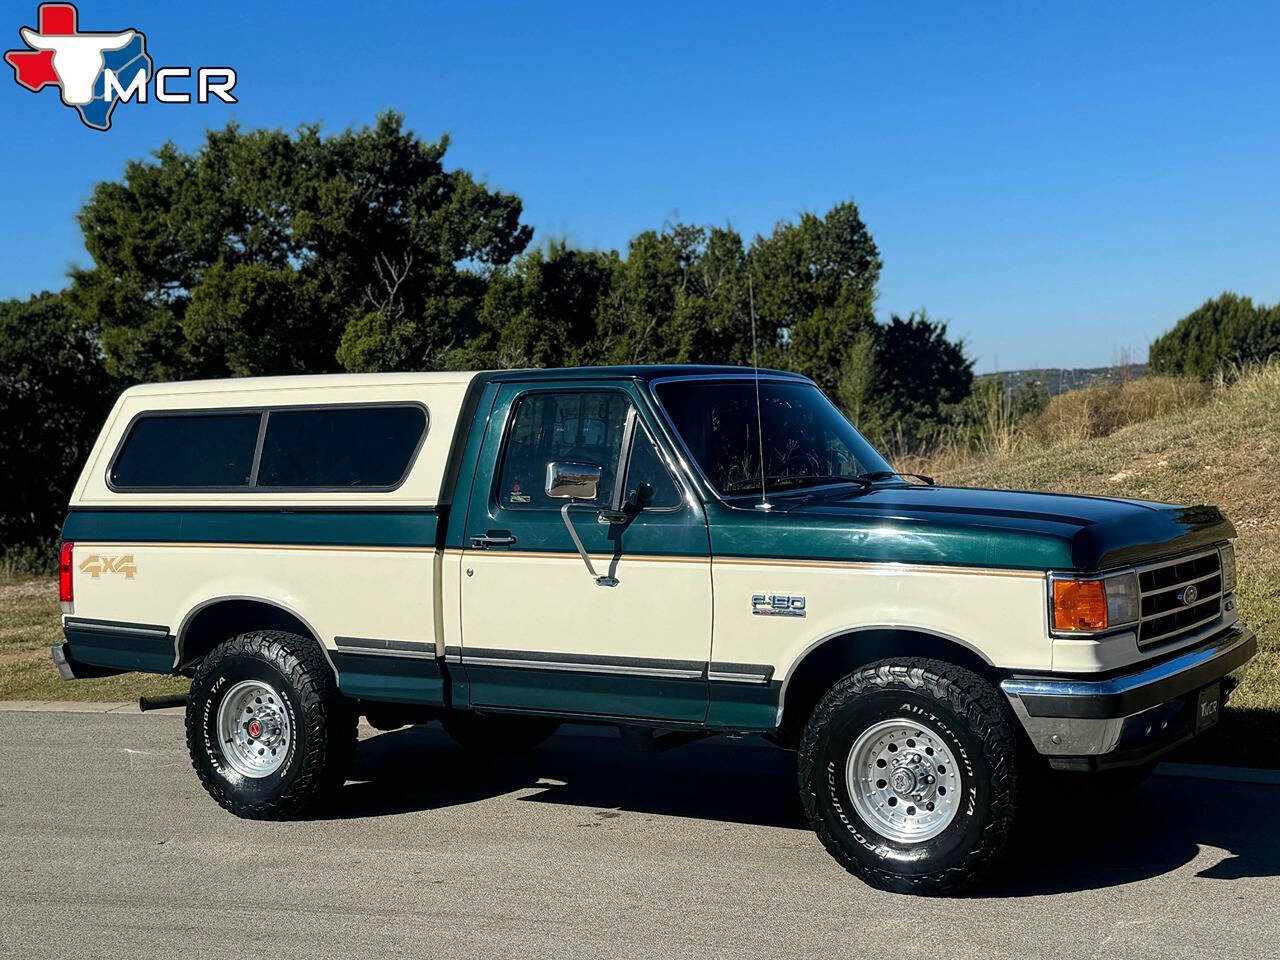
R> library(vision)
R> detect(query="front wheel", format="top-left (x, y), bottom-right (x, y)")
top-left (797, 658), bottom-right (1021, 895)
top-left (186, 630), bottom-right (357, 819)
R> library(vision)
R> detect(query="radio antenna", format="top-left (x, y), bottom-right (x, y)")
top-left (748, 275), bottom-right (771, 511)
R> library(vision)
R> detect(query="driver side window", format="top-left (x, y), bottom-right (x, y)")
top-left (495, 390), bottom-right (684, 513)
top-left (623, 425), bottom-right (684, 510)
top-left (496, 391), bottom-right (630, 510)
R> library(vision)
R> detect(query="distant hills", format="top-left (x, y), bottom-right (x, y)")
top-left (980, 363), bottom-right (1147, 397)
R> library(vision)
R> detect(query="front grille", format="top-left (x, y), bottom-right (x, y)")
top-left (1137, 549), bottom-right (1223, 647)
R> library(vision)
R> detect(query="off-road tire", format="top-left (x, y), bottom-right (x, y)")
top-left (186, 630), bottom-right (357, 819)
top-left (797, 658), bottom-right (1021, 896)
top-left (440, 711), bottom-right (561, 755)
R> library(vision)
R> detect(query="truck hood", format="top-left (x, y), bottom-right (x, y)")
top-left (711, 485), bottom-right (1235, 571)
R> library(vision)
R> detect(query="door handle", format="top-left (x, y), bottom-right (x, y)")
top-left (470, 534), bottom-right (517, 549)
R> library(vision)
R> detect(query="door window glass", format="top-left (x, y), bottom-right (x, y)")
top-left (497, 391), bottom-right (631, 510)
top-left (623, 427), bottom-right (684, 510)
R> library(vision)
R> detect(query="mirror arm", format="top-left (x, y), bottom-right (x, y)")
top-left (560, 502), bottom-right (619, 587)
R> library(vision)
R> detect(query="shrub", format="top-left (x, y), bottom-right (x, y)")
top-left (0, 292), bottom-right (117, 547)
top-left (0, 539), bottom-right (57, 579)
top-left (1149, 293), bottom-right (1280, 379)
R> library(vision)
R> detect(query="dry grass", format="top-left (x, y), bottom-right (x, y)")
top-left (0, 577), bottom-right (187, 701)
top-left (932, 361), bottom-right (1280, 765)
top-left (1020, 375), bottom-right (1209, 445)
top-left (899, 374), bottom-right (1212, 476)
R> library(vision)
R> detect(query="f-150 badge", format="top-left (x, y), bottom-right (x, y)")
top-left (752, 594), bottom-right (805, 617)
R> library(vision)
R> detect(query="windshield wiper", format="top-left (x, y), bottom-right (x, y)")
top-left (857, 470), bottom-right (935, 486)
top-left (723, 474), bottom-right (871, 494)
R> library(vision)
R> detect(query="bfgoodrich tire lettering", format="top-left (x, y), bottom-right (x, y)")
top-left (797, 658), bottom-right (1020, 895)
top-left (186, 630), bottom-right (356, 819)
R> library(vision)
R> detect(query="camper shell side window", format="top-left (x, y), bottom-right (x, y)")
top-left (107, 403), bottom-right (429, 493)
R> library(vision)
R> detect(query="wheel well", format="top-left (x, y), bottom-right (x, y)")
top-left (176, 599), bottom-right (327, 674)
top-left (775, 629), bottom-right (999, 748)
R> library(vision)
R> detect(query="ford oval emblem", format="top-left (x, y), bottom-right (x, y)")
top-left (1179, 584), bottom-right (1200, 606)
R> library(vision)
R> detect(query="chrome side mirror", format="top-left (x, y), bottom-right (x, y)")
top-left (545, 461), bottom-right (602, 502)
top-left (544, 461), bottom-right (616, 587)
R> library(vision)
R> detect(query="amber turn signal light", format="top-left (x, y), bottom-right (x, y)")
top-left (1052, 578), bottom-right (1108, 632)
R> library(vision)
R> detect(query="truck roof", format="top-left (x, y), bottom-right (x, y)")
top-left (484, 364), bottom-right (805, 383)
top-left (119, 364), bottom-right (806, 397)
top-left (118, 370), bottom-right (478, 398)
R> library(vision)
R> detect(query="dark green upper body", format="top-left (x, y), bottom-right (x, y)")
top-left (459, 365), bottom-right (1236, 573)
top-left (706, 486), bottom-right (1234, 572)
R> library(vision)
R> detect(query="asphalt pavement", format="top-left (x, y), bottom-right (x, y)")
top-left (2, 708), bottom-right (1278, 960)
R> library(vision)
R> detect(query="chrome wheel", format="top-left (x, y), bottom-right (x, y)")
top-left (215, 679), bottom-right (292, 779)
top-left (846, 718), bottom-right (962, 844)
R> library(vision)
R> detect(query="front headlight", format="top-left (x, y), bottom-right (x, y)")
top-left (1102, 571), bottom-right (1141, 626)
top-left (1220, 542), bottom-right (1237, 593)
top-left (1051, 571), bottom-right (1140, 633)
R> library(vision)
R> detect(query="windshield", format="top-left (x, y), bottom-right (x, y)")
top-left (654, 378), bottom-right (893, 498)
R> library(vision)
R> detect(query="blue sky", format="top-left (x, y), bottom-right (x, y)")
top-left (2, 1), bottom-right (1278, 372)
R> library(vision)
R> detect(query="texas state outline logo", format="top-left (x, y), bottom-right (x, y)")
top-left (4, 3), bottom-right (237, 131)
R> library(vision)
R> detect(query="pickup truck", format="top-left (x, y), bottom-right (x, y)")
top-left (53, 365), bottom-right (1256, 894)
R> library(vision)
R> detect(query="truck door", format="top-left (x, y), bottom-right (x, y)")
top-left (458, 381), bottom-right (712, 722)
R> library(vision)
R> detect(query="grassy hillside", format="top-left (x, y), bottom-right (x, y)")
top-left (937, 363), bottom-right (1280, 765)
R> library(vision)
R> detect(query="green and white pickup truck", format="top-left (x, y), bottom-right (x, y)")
top-left (53, 365), bottom-right (1255, 894)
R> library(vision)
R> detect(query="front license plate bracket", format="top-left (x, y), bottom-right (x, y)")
top-left (1195, 682), bottom-right (1221, 733)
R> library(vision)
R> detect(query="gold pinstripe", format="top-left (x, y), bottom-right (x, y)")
top-left (76, 541), bottom-right (1046, 578)
top-left (710, 556), bottom-right (1046, 578)
top-left (449, 547), bottom-right (1045, 578)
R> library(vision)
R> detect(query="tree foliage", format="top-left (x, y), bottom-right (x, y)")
top-left (69, 112), bottom-right (532, 381)
top-left (461, 203), bottom-right (914, 404)
top-left (0, 293), bottom-right (116, 544)
top-left (446, 202), bottom-right (971, 446)
top-left (1148, 292), bottom-right (1280, 378)
top-left (858, 312), bottom-right (974, 448)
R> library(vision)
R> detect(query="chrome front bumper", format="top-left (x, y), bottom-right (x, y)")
top-left (1001, 625), bottom-right (1256, 770)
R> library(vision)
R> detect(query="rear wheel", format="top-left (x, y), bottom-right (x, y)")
top-left (186, 630), bottom-right (356, 819)
top-left (440, 711), bottom-right (561, 755)
top-left (798, 658), bottom-right (1021, 895)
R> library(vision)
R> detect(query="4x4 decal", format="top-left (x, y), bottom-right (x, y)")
top-left (79, 554), bottom-right (136, 579)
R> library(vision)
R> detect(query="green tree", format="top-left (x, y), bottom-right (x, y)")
top-left (465, 242), bottom-right (622, 369)
top-left (0, 293), bottom-right (116, 545)
top-left (837, 311), bottom-right (974, 447)
top-left (1148, 292), bottom-right (1280, 378)
top-left (69, 112), bottom-right (532, 380)
top-left (750, 202), bottom-right (882, 398)
top-left (455, 200), bottom-right (971, 451)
